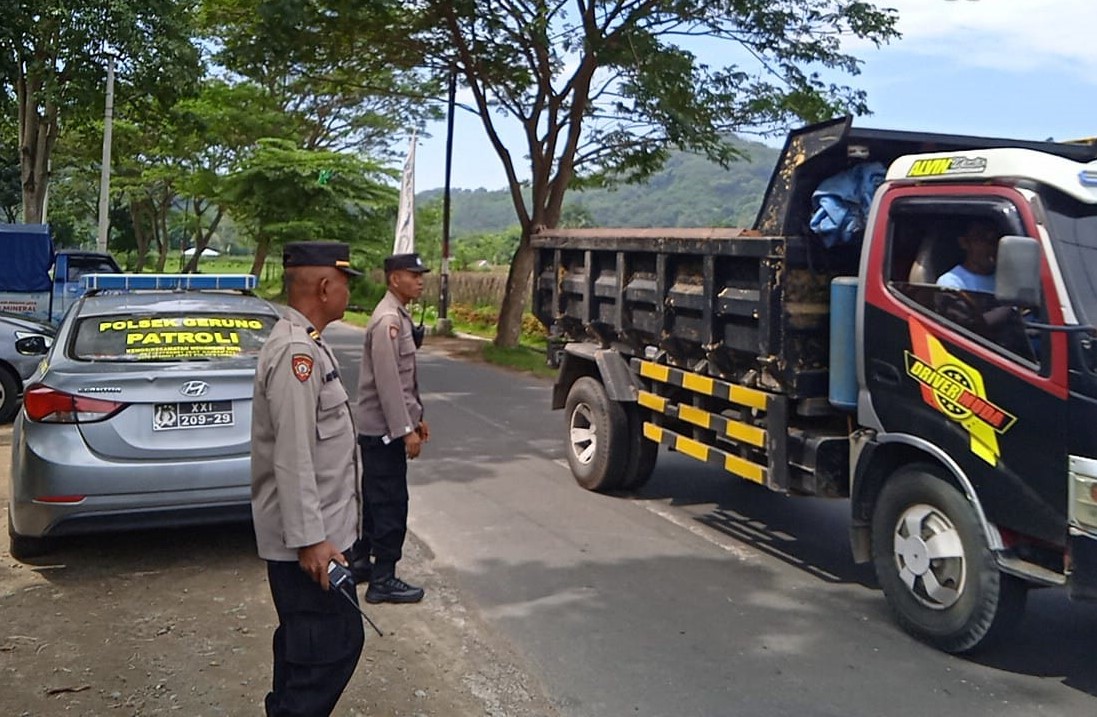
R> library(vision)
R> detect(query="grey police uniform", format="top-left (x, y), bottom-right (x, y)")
top-left (250, 305), bottom-right (364, 717)
top-left (251, 306), bottom-right (362, 559)
top-left (351, 289), bottom-right (422, 583)
top-left (354, 290), bottom-right (423, 439)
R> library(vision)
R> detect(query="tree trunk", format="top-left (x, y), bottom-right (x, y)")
top-left (183, 203), bottom-right (223, 273)
top-left (130, 199), bottom-right (150, 273)
top-left (250, 236), bottom-right (270, 278)
top-left (493, 230), bottom-right (535, 348)
top-left (16, 74), bottom-right (58, 224)
top-left (154, 196), bottom-right (170, 272)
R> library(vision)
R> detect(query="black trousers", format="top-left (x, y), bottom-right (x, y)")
top-left (355, 434), bottom-right (408, 578)
top-left (264, 559), bottom-right (365, 717)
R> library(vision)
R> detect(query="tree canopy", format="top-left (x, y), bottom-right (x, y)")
top-left (403, 0), bottom-right (899, 345)
top-left (1, 0), bottom-right (900, 312)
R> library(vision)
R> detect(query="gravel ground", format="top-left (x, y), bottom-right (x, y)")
top-left (0, 336), bottom-right (559, 716)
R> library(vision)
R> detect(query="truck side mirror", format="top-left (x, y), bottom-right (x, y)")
top-left (995, 235), bottom-right (1041, 308)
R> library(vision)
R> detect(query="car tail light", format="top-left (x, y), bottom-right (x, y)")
top-left (23, 384), bottom-right (126, 423)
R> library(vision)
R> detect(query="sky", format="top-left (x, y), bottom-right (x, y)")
top-left (410, 0), bottom-right (1097, 192)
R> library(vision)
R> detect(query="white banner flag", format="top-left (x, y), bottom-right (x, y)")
top-left (393, 136), bottom-right (416, 255)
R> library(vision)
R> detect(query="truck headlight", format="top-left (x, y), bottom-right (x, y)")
top-left (1069, 456), bottom-right (1097, 533)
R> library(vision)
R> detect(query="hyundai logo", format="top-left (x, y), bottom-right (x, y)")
top-left (180, 380), bottom-right (210, 398)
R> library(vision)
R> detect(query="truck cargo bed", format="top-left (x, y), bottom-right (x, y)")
top-left (532, 227), bottom-right (859, 403)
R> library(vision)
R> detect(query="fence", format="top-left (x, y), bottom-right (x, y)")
top-left (368, 269), bottom-right (518, 308)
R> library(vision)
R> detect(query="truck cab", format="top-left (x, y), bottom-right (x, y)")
top-left (849, 143), bottom-right (1097, 649)
top-left (0, 225), bottom-right (121, 324)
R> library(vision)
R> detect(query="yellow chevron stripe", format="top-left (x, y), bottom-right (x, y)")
top-left (724, 453), bottom-right (766, 484)
top-left (728, 384), bottom-right (768, 411)
top-left (674, 434), bottom-right (710, 462)
top-left (681, 372), bottom-right (715, 396)
top-left (637, 390), bottom-right (667, 413)
top-left (725, 419), bottom-right (766, 448)
top-left (639, 361), bottom-right (670, 383)
top-left (676, 403), bottom-right (712, 429)
top-left (643, 422), bottom-right (663, 443)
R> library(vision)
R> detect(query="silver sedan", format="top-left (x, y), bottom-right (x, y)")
top-left (7, 275), bottom-right (280, 559)
top-left (0, 312), bottom-right (56, 423)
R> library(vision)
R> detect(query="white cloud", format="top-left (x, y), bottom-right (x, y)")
top-left (879, 0), bottom-right (1097, 76)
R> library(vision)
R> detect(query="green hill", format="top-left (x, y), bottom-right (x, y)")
top-left (419, 136), bottom-right (780, 236)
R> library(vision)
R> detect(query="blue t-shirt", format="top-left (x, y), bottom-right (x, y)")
top-left (937, 265), bottom-right (995, 294)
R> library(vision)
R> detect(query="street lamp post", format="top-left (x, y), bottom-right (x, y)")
top-left (96, 53), bottom-right (116, 254)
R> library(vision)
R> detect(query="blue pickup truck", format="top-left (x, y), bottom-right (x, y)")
top-left (0, 224), bottom-right (122, 325)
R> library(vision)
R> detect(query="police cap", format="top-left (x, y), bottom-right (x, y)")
top-left (283, 241), bottom-right (362, 277)
top-left (383, 252), bottom-right (430, 274)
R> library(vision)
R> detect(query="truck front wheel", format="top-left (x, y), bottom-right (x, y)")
top-left (871, 464), bottom-right (1026, 653)
top-left (564, 377), bottom-right (627, 492)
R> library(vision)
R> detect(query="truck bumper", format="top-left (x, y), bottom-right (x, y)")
top-left (1068, 528), bottom-right (1097, 601)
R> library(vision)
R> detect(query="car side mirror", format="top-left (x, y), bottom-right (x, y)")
top-left (15, 334), bottom-right (52, 356)
top-left (995, 235), bottom-right (1042, 308)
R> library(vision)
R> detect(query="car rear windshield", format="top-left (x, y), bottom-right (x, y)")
top-left (72, 312), bottom-right (278, 361)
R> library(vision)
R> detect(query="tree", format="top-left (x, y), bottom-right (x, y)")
top-left (0, 110), bottom-right (19, 222)
top-left (0, 0), bottom-right (201, 223)
top-left (221, 138), bottom-right (398, 276)
top-left (408, 1), bottom-right (899, 347)
top-left (169, 81), bottom-right (290, 272)
top-left (201, 0), bottom-right (440, 156)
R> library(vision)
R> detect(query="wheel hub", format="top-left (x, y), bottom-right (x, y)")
top-left (891, 503), bottom-right (966, 610)
top-left (897, 534), bottom-right (931, 576)
top-left (568, 403), bottom-right (596, 465)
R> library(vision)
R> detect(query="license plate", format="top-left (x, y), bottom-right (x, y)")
top-left (153, 401), bottom-right (234, 431)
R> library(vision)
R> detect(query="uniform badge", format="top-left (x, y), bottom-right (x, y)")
top-left (389, 324), bottom-right (399, 339)
top-left (291, 354), bottom-right (314, 382)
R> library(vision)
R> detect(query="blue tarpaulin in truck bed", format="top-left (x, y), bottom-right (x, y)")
top-left (0, 224), bottom-right (54, 292)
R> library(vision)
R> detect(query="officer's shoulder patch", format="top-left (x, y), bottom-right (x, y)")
top-left (388, 324), bottom-right (399, 340)
top-left (291, 353), bottom-right (314, 382)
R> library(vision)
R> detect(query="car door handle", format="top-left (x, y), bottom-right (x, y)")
top-left (870, 359), bottom-right (901, 386)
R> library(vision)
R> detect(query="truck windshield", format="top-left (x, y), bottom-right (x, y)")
top-left (1041, 188), bottom-right (1097, 325)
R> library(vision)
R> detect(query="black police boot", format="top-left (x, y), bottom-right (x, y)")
top-left (349, 555), bottom-right (372, 584)
top-left (346, 543), bottom-right (372, 583)
top-left (365, 574), bottom-right (425, 604)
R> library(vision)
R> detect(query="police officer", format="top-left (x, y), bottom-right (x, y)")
top-left (251, 241), bottom-right (364, 717)
top-left (349, 252), bottom-right (430, 604)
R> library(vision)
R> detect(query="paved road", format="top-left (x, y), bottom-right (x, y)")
top-left (326, 322), bottom-right (1097, 717)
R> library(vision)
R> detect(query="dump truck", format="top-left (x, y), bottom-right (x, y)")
top-left (532, 117), bottom-right (1097, 653)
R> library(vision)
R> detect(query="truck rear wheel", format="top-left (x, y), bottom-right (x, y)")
top-left (618, 405), bottom-right (658, 491)
top-left (871, 464), bottom-right (1026, 653)
top-left (564, 377), bottom-right (627, 491)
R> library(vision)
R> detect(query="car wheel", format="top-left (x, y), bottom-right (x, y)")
top-left (871, 464), bottom-right (1027, 653)
top-left (0, 367), bottom-right (21, 423)
top-left (618, 404), bottom-right (658, 491)
top-left (7, 512), bottom-right (53, 561)
top-left (564, 377), bottom-right (628, 492)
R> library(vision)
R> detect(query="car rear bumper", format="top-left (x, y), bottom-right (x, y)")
top-left (10, 423), bottom-right (253, 538)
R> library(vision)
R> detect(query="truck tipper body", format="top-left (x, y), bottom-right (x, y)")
top-left (532, 117), bottom-right (1097, 652)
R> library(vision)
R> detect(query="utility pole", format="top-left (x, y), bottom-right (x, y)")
top-left (96, 53), bottom-right (116, 253)
top-left (436, 64), bottom-right (457, 335)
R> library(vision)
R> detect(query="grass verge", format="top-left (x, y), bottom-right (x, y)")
top-left (340, 307), bottom-right (554, 378)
